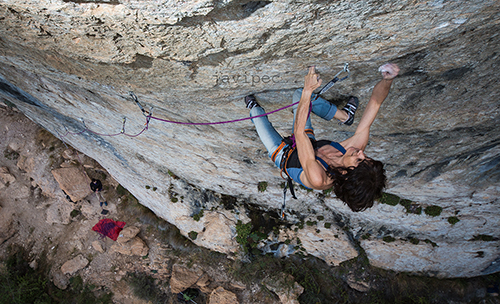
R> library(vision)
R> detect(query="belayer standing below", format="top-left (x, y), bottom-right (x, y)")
top-left (90, 178), bottom-right (107, 207)
top-left (246, 63), bottom-right (400, 211)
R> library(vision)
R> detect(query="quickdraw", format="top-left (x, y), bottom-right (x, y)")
top-left (314, 63), bottom-right (350, 100)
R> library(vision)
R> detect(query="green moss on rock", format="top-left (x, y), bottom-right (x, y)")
top-left (383, 236), bottom-right (396, 243)
top-left (257, 181), bottom-right (268, 192)
top-left (409, 237), bottom-right (420, 245)
top-left (424, 205), bottom-right (443, 217)
top-left (188, 231), bottom-right (198, 240)
top-left (448, 216), bottom-right (460, 225)
top-left (192, 210), bottom-right (204, 221)
top-left (379, 193), bottom-right (400, 206)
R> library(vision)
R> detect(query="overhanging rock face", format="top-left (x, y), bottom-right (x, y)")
top-left (0, 0), bottom-right (499, 278)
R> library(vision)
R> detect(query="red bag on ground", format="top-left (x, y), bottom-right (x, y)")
top-left (92, 218), bottom-right (126, 241)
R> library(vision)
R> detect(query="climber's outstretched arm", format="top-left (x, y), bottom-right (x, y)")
top-left (341, 63), bottom-right (400, 151)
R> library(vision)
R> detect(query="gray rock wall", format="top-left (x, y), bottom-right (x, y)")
top-left (0, 0), bottom-right (499, 278)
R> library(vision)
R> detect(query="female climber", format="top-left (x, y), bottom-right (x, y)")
top-left (246, 63), bottom-right (400, 212)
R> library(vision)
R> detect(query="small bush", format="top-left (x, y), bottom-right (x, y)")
top-left (4, 148), bottom-right (20, 161)
top-left (361, 233), bottom-right (371, 240)
top-left (192, 209), bottom-right (204, 221)
top-left (383, 236), bottom-right (396, 243)
top-left (116, 184), bottom-right (128, 196)
top-left (322, 188), bottom-right (333, 196)
top-left (188, 231), bottom-right (198, 240)
top-left (1, 247), bottom-right (113, 304)
top-left (424, 205), bottom-right (443, 217)
top-left (257, 181), bottom-right (268, 192)
top-left (448, 216), bottom-right (460, 225)
top-left (127, 272), bottom-right (169, 303)
top-left (409, 237), bottom-right (420, 245)
top-left (379, 193), bottom-right (400, 206)
top-left (235, 220), bottom-right (266, 253)
top-left (236, 220), bottom-right (252, 246)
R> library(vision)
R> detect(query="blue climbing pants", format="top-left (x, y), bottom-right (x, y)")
top-left (250, 88), bottom-right (339, 168)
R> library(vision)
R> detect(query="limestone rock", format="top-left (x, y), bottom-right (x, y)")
top-left (117, 226), bottom-right (141, 243)
top-left (80, 200), bottom-right (100, 218)
top-left (51, 167), bottom-right (91, 202)
top-left (362, 239), bottom-right (500, 278)
top-left (46, 199), bottom-right (74, 225)
top-left (7, 141), bottom-right (21, 152)
top-left (92, 240), bottom-right (105, 253)
top-left (197, 211), bottom-right (240, 254)
top-left (29, 259), bottom-right (38, 270)
top-left (0, 167), bottom-right (16, 184)
top-left (296, 220), bottom-right (358, 266)
top-left (110, 237), bottom-right (149, 257)
top-left (51, 269), bottom-right (69, 290)
top-left (345, 273), bottom-right (371, 293)
top-left (62, 149), bottom-right (77, 160)
top-left (15, 152), bottom-right (60, 199)
top-left (229, 282), bottom-right (246, 291)
top-left (61, 255), bottom-right (89, 275)
top-left (264, 274), bottom-right (304, 304)
top-left (208, 286), bottom-right (239, 304)
top-left (195, 273), bottom-right (213, 294)
top-left (16, 154), bottom-right (35, 175)
top-left (0, 0), bottom-right (499, 278)
top-left (169, 264), bottom-right (204, 294)
top-left (0, 205), bottom-right (15, 244)
top-left (129, 237), bottom-right (149, 256)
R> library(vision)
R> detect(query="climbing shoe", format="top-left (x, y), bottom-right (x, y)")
top-left (245, 95), bottom-right (261, 109)
top-left (339, 96), bottom-right (359, 126)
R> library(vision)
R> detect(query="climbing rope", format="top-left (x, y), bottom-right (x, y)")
top-left (56, 64), bottom-right (350, 139)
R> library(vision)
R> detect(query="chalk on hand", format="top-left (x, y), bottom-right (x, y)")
top-left (378, 63), bottom-right (391, 73)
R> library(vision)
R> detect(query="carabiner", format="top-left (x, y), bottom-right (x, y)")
top-left (129, 91), bottom-right (149, 118)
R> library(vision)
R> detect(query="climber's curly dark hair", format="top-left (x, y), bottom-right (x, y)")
top-left (327, 159), bottom-right (386, 212)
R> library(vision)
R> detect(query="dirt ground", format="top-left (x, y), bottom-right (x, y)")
top-left (1, 104), bottom-right (500, 304)
top-left (0, 104), bottom-right (276, 304)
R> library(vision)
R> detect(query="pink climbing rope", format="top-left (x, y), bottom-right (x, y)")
top-left (57, 64), bottom-right (349, 139)
top-left (150, 101), bottom-right (299, 125)
top-left (56, 100), bottom-right (299, 140)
